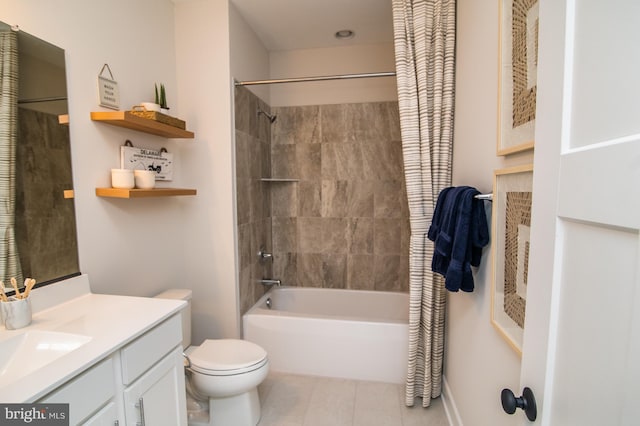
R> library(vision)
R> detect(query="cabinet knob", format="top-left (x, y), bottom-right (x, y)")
top-left (501, 387), bottom-right (537, 421)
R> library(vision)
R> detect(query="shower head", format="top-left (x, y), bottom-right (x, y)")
top-left (257, 108), bottom-right (277, 124)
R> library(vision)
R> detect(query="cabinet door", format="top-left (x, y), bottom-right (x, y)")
top-left (123, 346), bottom-right (187, 426)
top-left (82, 401), bottom-right (119, 426)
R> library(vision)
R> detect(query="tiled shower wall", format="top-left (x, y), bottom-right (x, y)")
top-left (16, 108), bottom-right (79, 283)
top-left (236, 95), bottom-right (411, 315)
top-left (235, 86), bottom-right (273, 315)
top-left (270, 102), bottom-right (410, 292)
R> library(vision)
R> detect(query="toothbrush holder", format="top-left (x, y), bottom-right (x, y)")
top-left (1, 296), bottom-right (32, 330)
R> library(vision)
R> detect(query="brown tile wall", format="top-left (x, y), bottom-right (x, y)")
top-left (235, 86), bottom-right (273, 315)
top-left (270, 102), bottom-right (410, 292)
top-left (15, 108), bottom-right (79, 284)
top-left (236, 96), bottom-right (410, 312)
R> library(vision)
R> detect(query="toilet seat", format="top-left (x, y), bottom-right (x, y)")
top-left (189, 339), bottom-right (268, 376)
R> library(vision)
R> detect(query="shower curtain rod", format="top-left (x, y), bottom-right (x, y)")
top-left (235, 71), bottom-right (396, 86)
top-left (18, 96), bottom-right (67, 104)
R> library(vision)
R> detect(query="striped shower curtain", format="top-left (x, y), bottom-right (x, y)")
top-left (392, 0), bottom-right (456, 407)
top-left (0, 31), bottom-right (24, 286)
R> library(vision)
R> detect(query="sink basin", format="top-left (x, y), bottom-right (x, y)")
top-left (0, 330), bottom-right (92, 387)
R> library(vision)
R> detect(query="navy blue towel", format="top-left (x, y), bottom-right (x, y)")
top-left (428, 186), bottom-right (489, 292)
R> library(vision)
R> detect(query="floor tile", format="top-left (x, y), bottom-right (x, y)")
top-left (353, 381), bottom-right (403, 426)
top-left (304, 378), bottom-right (356, 426)
top-left (257, 373), bottom-right (448, 426)
top-left (259, 374), bottom-right (316, 425)
top-left (401, 391), bottom-right (450, 426)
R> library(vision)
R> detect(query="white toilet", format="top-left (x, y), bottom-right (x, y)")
top-left (155, 289), bottom-right (269, 426)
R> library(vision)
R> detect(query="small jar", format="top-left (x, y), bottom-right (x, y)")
top-left (134, 170), bottom-right (156, 189)
top-left (111, 169), bottom-right (134, 189)
top-left (1, 296), bottom-right (32, 330)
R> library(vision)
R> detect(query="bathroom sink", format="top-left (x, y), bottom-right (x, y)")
top-left (0, 330), bottom-right (92, 387)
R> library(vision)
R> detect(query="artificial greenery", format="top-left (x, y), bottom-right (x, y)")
top-left (154, 83), bottom-right (169, 110)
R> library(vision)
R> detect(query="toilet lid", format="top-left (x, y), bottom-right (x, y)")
top-left (189, 339), bottom-right (267, 373)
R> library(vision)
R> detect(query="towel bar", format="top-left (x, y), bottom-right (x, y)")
top-left (474, 193), bottom-right (493, 201)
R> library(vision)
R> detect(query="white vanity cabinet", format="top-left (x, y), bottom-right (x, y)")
top-left (82, 402), bottom-right (119, 425)
top-left (38, 314), bottom-right (186, 425)
top-left (39, 357), bottom-right (118, 425)
top-left (122, 346), bottom-right (186, 426)
top-left (120, 314), bottom-right (186, 426)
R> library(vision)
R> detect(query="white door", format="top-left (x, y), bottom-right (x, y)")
top-left (518, 0), bottom-right (640, 424)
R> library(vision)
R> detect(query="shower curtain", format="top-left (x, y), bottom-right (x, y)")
top-left (392, 0), bottom-right (456, 407)
top-left (0, 31), bottom-right (24, 287)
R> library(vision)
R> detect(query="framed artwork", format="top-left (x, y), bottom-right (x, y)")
top-left (490, 164), bottom-right (534, 355)
top-left (497, 0), bottom-right (538, 155)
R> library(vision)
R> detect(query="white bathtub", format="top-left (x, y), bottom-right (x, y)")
top-left (242, 286), bottom-right (409, 384)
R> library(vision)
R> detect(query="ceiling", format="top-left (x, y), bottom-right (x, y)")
top-left (230, 0), bottom-right (394, 51)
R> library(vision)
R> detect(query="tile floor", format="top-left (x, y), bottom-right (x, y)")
top-left (257, 373), bottom-right (449, 426)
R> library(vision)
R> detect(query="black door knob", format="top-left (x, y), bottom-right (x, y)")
top-left (501, 387), bottom-right (537, 421)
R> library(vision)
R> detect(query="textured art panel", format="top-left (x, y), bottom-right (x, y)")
top-left (491, 165), bottom-right (534, 355)
top-left (503, 191), bottom-right (532, 328)
top-left (498, 0), bottom-right (539, 155)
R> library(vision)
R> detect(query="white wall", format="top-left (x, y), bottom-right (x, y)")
top-left (1, 0), bottom-right (184, 293)
top-left (3, 0), bottom-right (240, 342)
top-left (447, 0), bottom-right (534, 424)
top-left (174, 0), bottom-right (240, 342)
top-left (269, 43), bottom-right (397, 107)
top-left (229, 2), bottom-right (270, 103)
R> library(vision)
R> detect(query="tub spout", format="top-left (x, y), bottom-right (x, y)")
top-left (259, 279), bottom-right (281, 287)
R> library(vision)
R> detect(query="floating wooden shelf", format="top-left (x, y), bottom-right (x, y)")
top-left (90, 111), bottom-right (194, 138)
top-left (96, 188), bottom-right (197, 199)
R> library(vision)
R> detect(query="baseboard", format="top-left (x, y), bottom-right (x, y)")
top-left (442, 375), bottom-right (463, 426)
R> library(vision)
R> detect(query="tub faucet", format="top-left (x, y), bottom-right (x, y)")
top-left (259, 279), bottom-right (281, 287)
top-left (257, 247), bottom-right (273, 263)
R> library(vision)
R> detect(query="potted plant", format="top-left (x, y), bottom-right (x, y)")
top-left (158, 83), bottom-right (169, 114)
top-left (139, 83), bottom-right (161, 112)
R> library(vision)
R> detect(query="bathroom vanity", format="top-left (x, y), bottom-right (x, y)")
top-left (0, 275), bottom-right (188, 425)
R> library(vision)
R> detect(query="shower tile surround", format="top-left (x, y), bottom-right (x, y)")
top-left (16, 108), bottom-right (79, 282)
top-left (235, 86), bottom-right (409, 314)
top-left (235, 86), bottom-right (273, 315)
top-left (271, 102), bottom-right (409, 292)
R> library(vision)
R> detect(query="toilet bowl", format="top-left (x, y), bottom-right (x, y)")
top-left (155, 290), bottom-right (269, 426)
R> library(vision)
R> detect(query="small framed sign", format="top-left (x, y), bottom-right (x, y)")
top-left (120, 144), bottom-right (173, 181)
top-left (98, 64), bottom-right (120, 110)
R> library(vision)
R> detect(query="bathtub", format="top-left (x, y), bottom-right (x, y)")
top-left (242, 286), bottom-right (409, 384)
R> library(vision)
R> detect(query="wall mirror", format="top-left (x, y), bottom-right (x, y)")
top-left (0, 21), bottom-right (79, 289)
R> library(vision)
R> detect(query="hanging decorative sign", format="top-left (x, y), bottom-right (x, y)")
top-left (120, 141), bottom-right (173, 181)
top-left (98, 63), bottom-right (120, 110)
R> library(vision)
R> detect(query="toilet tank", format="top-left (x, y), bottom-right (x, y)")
top-left (154, 289), bottom-right (192, 348)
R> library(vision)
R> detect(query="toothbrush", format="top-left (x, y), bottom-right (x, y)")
top-left (23, 278), bottom-right (36, 298)
top-left (0, 281), bottom-right (7, 302)
top-left (10, 278), bottom-right (21, 299)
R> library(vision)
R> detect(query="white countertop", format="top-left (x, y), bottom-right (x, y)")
top-left (0, 274), bottom-right (186, 402)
